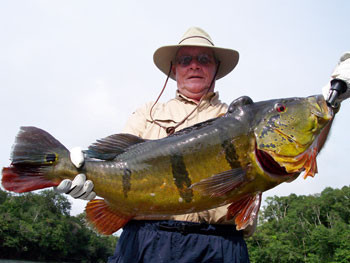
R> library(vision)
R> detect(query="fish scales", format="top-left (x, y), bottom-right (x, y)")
top-left (2, 95), bottom-right (335, 234)
top-left (85, 118), bottom-right (247, 215)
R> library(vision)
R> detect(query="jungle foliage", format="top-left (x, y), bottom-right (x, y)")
top-left (0, 186), bottom-right (349, 262)
top-left (0, 189), bottom-right (118, 263)
top-left (247, 186), bottom-right (350, 263)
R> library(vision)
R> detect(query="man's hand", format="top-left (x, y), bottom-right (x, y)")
top-left (323, 52), bottom-right (350, 106)
top-left (53, 147), bottom-right (96, 200)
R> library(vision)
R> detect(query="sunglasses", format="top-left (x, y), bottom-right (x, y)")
top-left (175, 54), bottom-right (216, 67)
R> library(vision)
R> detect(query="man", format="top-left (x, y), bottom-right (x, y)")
top-left (56, 27), bottom-right (350, 262)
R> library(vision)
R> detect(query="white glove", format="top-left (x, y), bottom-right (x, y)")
top-left (323, 51), bottom-right (350, 105)
top-left (54, 147), bottom-right (96, 200)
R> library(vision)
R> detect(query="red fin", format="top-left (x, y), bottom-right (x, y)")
top-left (227, 192), bottom-right (262, 230)
top-left (2, 167), bottom-right (59, 193)
top-left (85, 199), bottom-right (133, 235)
top-left (317, 118), bottom-right (333, 153)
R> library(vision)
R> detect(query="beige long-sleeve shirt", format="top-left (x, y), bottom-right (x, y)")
top-left (122, 91), bottom-right (256, 236)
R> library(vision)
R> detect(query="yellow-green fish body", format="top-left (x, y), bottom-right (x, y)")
top-left (2, 95), bottom-right (334, 234)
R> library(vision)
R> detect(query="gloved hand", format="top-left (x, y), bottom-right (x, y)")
top-left (323, 51), bottom-right (350, 106)
top-left (54, 147), bottom-right (96, 200)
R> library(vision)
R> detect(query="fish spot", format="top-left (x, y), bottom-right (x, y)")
top-left (259, 143), bottom-right (276, 149)
top-left (150, 193), bottom-right (156, 197)
top-left (178, 197), bottom-right (184, 203)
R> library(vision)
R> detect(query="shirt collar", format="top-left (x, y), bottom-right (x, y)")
top-left (175, 90), bottom-right (221, 107)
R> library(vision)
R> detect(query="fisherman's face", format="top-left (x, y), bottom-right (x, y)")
top-left (172, 46), bottom-right (217, 102)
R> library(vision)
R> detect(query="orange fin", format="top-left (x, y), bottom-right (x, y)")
top-left (302, 118), bottom-right (333, 179)
top-left (302, 147), bottom-right (318, 179)
top-left (85, 199), bottom-right (133, 235)
top-left (227, 192), bottom-right (262, 230)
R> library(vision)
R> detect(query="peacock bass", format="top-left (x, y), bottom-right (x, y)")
top-left (2, 95), bottom-right (334, 235)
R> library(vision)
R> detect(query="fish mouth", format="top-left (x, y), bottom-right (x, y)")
top-left (310, 95), bottom-right (334, 120)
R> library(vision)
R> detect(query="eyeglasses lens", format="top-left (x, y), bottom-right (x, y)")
top-left (176, 54), bottom-right (212, 66)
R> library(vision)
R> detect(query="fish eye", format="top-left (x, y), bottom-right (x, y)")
top-left (275, 103), bottom-right (286, 113)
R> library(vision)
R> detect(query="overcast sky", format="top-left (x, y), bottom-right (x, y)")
top-left (1, 0), bottom-right (349, 219)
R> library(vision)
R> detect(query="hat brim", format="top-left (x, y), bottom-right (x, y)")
top-left (153, 44), bottom-right (239, 80)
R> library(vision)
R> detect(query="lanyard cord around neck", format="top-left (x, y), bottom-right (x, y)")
top-left (149, 61), bottom-right (221, 136)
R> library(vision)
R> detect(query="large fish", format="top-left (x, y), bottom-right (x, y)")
top-left (2, 95), bottom-right (334, 235)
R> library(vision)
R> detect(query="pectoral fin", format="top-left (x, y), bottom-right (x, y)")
top-left (189, 168), bottom-right (246, 197)
top-left (85, 199), bottom-right (133, 235)
top-left (227, 192), bottom-right (262, 230)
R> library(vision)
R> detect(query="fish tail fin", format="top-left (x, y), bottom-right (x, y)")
top-left (85, 199), bottom-right (132, 235)
top-left (2, 126), bottom-right (69, 193)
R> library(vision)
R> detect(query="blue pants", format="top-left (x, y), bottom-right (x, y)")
top-left (108, 220), bottom-right (250, 263)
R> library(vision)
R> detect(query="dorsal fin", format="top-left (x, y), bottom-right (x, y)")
top-left (86, 133), bottom-right (146, 160)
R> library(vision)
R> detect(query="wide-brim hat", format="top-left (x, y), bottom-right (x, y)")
top-left (153, 27), bottom-right (239, 80)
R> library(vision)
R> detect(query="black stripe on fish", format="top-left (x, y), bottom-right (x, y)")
top-left (170, 153), bottom-right (193, 203)
top-left (122, 168), bottom-right (131, 198)
top-left (221, 139), bottom-right (241, 169)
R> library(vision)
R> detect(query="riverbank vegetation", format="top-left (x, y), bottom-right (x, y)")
top-left (0, 189), bottom-right (117, 263)
top-left (247, 186), bottom-right (350, 263)
top-left (1, 186), bottom-right (349, 262)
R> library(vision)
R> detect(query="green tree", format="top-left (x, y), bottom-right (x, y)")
top-left (0, 189), bottom-right (118, 262)
top-left (247, 186), bottom-right (350, 263)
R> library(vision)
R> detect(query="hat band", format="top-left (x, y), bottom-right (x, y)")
top-left (178, 36), bottom-right (214, 46)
